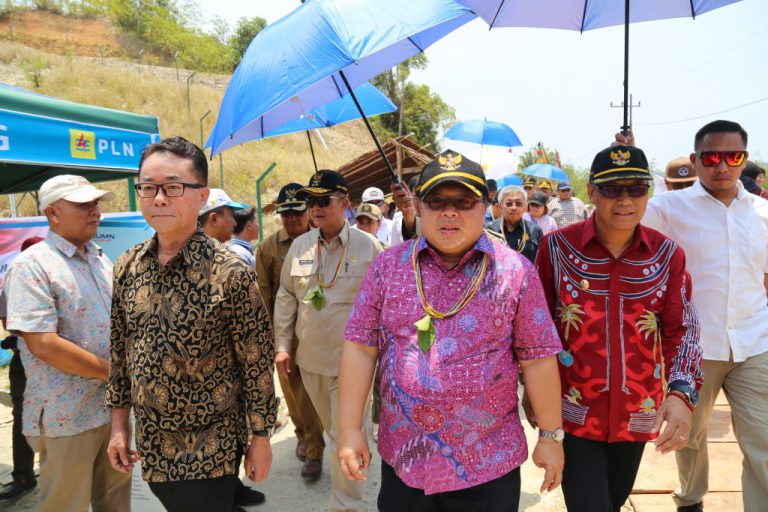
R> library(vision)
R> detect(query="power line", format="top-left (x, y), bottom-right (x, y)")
top-left (637, 96), bottom-right (768, 126)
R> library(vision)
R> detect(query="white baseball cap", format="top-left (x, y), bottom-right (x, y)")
top-left (361, 187), bottom-right (385, 202)
top-left (39, 174), bottom-right (114, 210)
top-left (199, 188), bottom-right (248, 216)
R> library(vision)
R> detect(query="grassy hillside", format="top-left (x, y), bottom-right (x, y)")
top-left (0, 35), bottom-right (376, 235)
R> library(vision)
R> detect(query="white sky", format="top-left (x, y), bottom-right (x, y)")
top-left (196, 0), bottom-right (768, 171)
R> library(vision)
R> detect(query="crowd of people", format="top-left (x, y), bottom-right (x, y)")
top-left (0, 118), bottom-right (766, 512)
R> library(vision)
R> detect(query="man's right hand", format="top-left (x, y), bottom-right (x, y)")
top-left (275, 351), bottom-right (292, 378)
top-left (337, 426), bottom-right (371, 481)
top-left (107, 427), bottom-right (139, 474)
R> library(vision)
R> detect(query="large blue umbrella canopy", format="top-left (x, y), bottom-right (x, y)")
top-left (523, 163), bottom-right (569, 182)
top-left (444, 119), bottom-right (522, 148)
top-left (498, 173), bottom-right (523, 187)
top-left (207, 83), bottom-right (396, 145)
top-left (458, 0), bottom-right (741, 131)
top-left (209, 0), bottom-right (475, 158)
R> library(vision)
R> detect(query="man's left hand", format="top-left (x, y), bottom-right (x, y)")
top-left (245, 436), bottom-right (272, 482)
top-left (652, 395), bottom-right (693, 454)
top-left (531, 439), bottom-right (564, 493)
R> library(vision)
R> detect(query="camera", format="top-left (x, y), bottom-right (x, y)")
top-left (1, 335), bottom-right (18, 351)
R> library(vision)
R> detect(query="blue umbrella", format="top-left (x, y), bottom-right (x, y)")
top-left (523, 163), bottom-right (569, 182)
top-left (498, 174), bottom-right (523, 187)
top-left (459, 0), bottom-right (740, 132)
top-left (206, 82), bottom-right (397, 171)
top-left (209, 0), bottom-right (475, 181)
top-left (444, 119), bottom-right (522, 148)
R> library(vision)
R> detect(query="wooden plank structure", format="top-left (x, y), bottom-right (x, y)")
top-left (337, 135), bottom-right (435, 202)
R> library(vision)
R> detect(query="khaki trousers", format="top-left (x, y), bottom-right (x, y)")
top-left (279, 351), bottom-right (326, 460)
top-left (674, 351), bottom-right (768, 511)
top-left (302, 369), bottom-right (370, 512)
top-left (26, 423), bottom-right (132, 512)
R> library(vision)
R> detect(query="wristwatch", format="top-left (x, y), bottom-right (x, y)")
top-left (668, 380), bottom-right (700, 407)
top-left (253, 428), bottom-right (274, 438)
top-left (539, 427), bottom-right (565, 442)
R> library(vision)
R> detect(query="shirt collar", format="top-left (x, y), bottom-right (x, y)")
top-left (318, 221), bottom-right (350, 247)
top-left (689, 178), bottom-right (749, 201)
top-left (277, 227), bottom-right (292, 243)
top-left (230, 237), bottom-right (254, 251)
top-left (138, 227), bottom-right (211, 270)
top-left (46, 230), bottom-right (103, 259)
top-left (579, 214), bottom-right (652, 253)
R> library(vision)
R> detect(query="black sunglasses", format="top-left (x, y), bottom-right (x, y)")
top-left (594, 184), bottom-right (650, 199)
top-left (306, 195), bottom-right (343, 208)
top-left (422, 195), bottom-right (482, 211)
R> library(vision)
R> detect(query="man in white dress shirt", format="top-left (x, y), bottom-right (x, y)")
top-left (642, 120), bottom-right (768, 512)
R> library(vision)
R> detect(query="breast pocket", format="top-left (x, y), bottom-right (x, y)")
top-left (334, 260), bottom-right (370, 304)
top-left (289, 260), bottom-right (317, 299)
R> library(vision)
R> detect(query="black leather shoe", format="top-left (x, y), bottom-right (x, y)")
top-left (235, 480), bottom-right (265, 506)
top-left (0, 478), bottom-right (37, 500)
top-left (677, 503), bottom-right (703, 512)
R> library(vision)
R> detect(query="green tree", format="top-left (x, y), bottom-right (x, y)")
top-left (229, 16), bottom-right (266, 66)
top-left (371, 55), bottom-right (454, 149)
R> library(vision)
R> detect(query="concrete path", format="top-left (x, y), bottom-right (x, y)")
top-left (0, 366), bottom-right (741, 511)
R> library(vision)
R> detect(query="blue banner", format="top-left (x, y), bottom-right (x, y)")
top-left (0, 109), bottom-right (159, 170)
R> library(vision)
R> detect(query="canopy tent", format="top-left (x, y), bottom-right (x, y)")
top-left (0, 83), bottom-right (160, 196)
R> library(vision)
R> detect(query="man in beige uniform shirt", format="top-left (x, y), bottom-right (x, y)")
top-left (256, 183), bottom-right (325, 480)
top-left (274, 170), bottom-right (382, 511)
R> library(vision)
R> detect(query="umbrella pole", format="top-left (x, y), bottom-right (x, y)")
top-left (306, 130), bottom-right (319, 172)
top-left (622, 0), bottom-right (630, 135)
top-left (338, 70), bottom-right (401, 184)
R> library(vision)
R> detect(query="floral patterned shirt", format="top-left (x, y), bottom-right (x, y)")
top-left (345, 233), bottom-right (562, 494)
top-left (105, 229), bottom-right (277, 482)
top-left (3, 231), bottom-right (113, 437)
top-left (535, 216), bottom-right (703, 443)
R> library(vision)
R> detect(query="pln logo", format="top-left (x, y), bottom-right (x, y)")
top-left (70, 129), bottom-right (96, 160)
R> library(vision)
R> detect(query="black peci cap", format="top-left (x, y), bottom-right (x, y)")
top-left (300, 169), bottom-right (349, 197)
top-left (275, 183), bottom-right (308, 213)
top-left (590, 145), bottom-right (652, 184)
top-left (417, 150), bottom-right (488, 199)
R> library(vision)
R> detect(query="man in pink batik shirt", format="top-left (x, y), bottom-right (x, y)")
top-left (337, 150), bottom-right (564, 511)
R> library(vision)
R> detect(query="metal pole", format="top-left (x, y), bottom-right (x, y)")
top-left (186, 72), bottom-right (197, 117)
top-left (128, 177), bottom-right (137, 212)
top-left (219, 154), bottom-right (224, 189)
top-left (337, 70), bottom-right (400, 184)
top-left (199, 110), bottom-right (211, 147)
top-left (174, 50), bottom-right (180, 82)
top-left (256, 163), bottom-right (277, 242)
top-left (622, 0), bottom-right (630, 135)
top-left (9, 193), bottom-right (16, 217)
top-left (306, 130), bottom-right (318, 172)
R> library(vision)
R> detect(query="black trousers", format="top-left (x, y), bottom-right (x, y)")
top-left (149, 474), bottom-right (239, 512)
top-left (9, 349), bottom-right (35, 482)
top-left (561, 433), bottom-right (645, 512)
top-left (378, 461), bottom-right (521, 512)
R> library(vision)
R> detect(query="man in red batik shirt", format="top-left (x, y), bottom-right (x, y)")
top-left (534, 145), bottom-right (704, 512)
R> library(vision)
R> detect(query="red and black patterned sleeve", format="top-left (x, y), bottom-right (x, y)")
top-left (660, 245), bottom-right (704, 390)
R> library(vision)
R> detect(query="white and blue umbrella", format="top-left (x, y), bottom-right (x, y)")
top-left (458, 0), bottom-right (741, 132)
top-left (523, 163), bottom-right (570, 182)
top-left (209, 0), bottom-right (476, 181)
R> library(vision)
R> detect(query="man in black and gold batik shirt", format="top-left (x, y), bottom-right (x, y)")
top-left (106, 137), bottom-right (277, 512)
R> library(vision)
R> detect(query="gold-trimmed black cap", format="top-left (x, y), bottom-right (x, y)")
top-left (299, 169), bottom-right (348, 196)
top-left (275, 183), bottom-right (308, 213)
top-left (590, 145), bottom-right (652, 184)
top-left (417, 150), bottom-right (488, 199)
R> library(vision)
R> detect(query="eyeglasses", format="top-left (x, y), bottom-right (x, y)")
top-left (279, 210), bottom-right (306, 218)
top-left (696, 150), bottom-right (747, 167)
top-left (523, 186), bottom-right (534, 191)
top-left (502, 200), bottom-right (525, 208)
top-left (367, 200), bottom-right (384, 206)
top-left (594, 184), bottom-right (650, 199)
top-left (422, 195), bottom-right (482, 211)
top-left (306, 195), bottom-right (344, 208)
top-left (134, 182), bottom-right (204, 198)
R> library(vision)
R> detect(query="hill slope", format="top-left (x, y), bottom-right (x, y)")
top-left (0, 12), bottom-right (378, 234)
